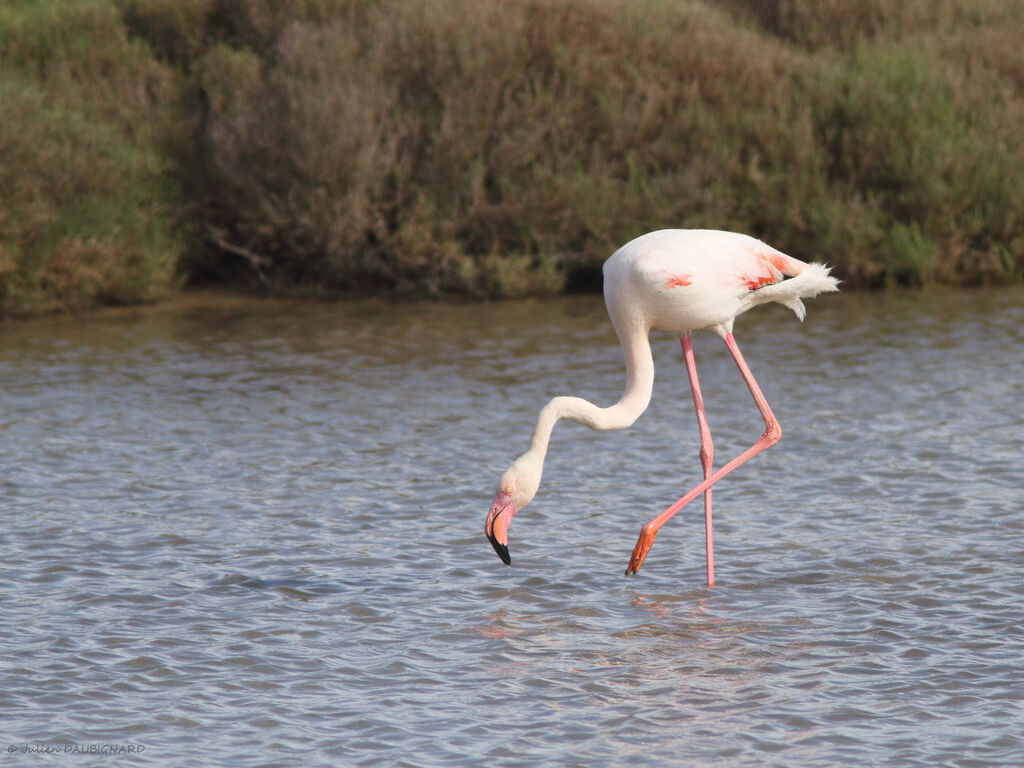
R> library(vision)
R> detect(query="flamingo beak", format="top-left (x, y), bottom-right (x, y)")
top-left (484, 490), bottom-right (516, 565)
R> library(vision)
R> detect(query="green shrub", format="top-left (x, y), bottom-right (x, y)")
top-left (0, 0), bottom-right (187, 314)
top-left (805, 42), bottom-right (1024, 284)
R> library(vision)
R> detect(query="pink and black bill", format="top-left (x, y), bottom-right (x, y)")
top-left (484, 490), bottom-right (515, 565)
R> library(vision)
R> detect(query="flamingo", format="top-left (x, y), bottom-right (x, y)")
top-left (483, 229), bottom-right (839, 583)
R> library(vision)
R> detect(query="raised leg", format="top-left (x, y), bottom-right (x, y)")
top-left (626, 332), bottom-right (781, 576)
top-left (681, 333), bottom-right (715, 587)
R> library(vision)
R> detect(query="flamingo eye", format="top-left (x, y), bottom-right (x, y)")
top-left (505, 486), bottom-right (512, 494)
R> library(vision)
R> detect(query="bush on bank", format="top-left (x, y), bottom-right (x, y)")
top-left (2, 0), bottom-right (1022, 313)
top-left (0, 0), bottom-right (187, 314)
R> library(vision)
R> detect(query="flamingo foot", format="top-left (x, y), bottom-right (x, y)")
top-left (625, 524), bottom-right (657, 575)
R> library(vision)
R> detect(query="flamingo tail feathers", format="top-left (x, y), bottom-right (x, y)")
top-left (757, 262), bottom-right (839, 321)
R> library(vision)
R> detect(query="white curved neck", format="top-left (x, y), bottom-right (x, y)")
top-left (523, 322), bottom-right (654, 467)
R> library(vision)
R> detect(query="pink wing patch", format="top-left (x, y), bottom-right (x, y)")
top-left (741, 249), bottom-right (802, 291)
top-left (765, 252), bottom-right (796, 273)
top-left (743, 273), bottom-right (777, 290)
top-left (665, 273), bottom-right (692, 288)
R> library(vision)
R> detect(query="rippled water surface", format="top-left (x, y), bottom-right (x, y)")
top-left (2, 288), bottom-right (1023, 766)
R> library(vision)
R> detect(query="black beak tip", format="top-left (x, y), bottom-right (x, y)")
top-left (487, 533), bottom-right (511, 566)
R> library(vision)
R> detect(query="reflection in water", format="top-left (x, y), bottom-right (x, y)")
top-left (1, 287), bottom-right (1023, 766)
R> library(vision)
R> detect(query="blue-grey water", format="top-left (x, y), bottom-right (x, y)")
top-left (2, 288), bottom-right (1023, 766)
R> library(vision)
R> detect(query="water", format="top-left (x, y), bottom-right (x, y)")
top-left (2, 287), bottom-right (1023, 767)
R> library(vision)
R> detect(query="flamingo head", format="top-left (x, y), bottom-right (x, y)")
top-left (484, 457), bottom-right (541, 565)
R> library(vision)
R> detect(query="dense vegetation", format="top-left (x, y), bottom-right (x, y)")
top-left (2, 0), bottom-right (1022, 313)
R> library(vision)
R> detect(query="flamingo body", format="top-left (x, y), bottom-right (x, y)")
top-left (604, 229), bottom-right (824, 338)
top-left (484, 229), bottom-right (838, 580)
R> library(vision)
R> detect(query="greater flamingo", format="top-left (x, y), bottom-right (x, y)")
top-left (483, 229), bottom-right (839, 583)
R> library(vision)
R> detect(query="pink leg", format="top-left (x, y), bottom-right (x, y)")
top-left (626, 332), bottom-right (781, 576)
top-left (681, 333), bottom-right (715, 587)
